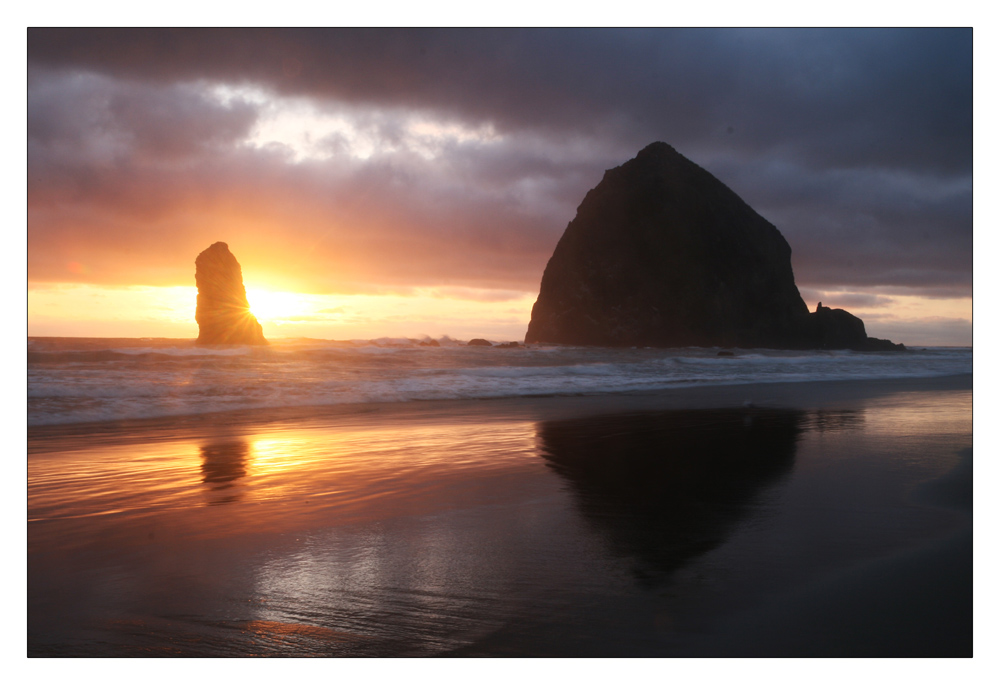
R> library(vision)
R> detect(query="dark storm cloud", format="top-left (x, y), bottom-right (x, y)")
top-left (28, 28), bottom-right (971, 170)
top-left (28, 69), bottom-right (258, 159)
top-left (27, 28), bottom-right (972, 298)
top-left (704, 156), bottom-right (972, 294)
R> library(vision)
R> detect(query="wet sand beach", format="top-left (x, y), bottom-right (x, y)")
top-left (28, 375), bottom-right (972, 657)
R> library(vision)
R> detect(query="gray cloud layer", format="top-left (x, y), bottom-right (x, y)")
top-left (27, 28), bottom-right (972, 298)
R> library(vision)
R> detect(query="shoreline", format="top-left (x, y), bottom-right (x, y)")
top-left (29, 372), bottom-right (972, 452)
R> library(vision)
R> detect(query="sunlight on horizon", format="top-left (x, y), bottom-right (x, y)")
top-left (28, 282), bottom-right (539, 342)
top-left (27, 281), bottom-right (972, 346)
top-left (245, 287), bottom-right (314, 324)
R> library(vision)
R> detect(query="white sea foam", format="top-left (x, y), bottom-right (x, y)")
top-left (26, 338), bottom-right (972, 426)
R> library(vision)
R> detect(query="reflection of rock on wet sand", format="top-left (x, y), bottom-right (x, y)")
top-left (200, 441), bottom-right (250, 504)
top-left (537, 408), bottom-right (805, 585)
top-left (805, 409), bottom-right (864, 433)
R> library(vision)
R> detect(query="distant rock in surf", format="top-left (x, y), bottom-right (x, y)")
top-left (805, 302), bottom-right (902, 351)
top-left (467, 338), bottom-right (493, 347)
top-left (194, 242), bottom-right (267, 345)
top-left (525, 142), bottom-right (904, 351)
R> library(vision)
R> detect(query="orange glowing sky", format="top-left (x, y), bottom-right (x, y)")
top-left (27, 29), bottom-right (973, 345)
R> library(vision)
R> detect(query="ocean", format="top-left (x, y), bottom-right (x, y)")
top-left (27, 337), bottom-right (972, 427)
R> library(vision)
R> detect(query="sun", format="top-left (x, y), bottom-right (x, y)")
top-left (245, 288), bottom-right (311, 323)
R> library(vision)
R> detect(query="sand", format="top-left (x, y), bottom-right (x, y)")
top-left (28, 374), bottom-right (972, 657)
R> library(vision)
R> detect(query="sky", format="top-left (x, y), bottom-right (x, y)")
top-left (26, 28), bottom-right (973, 345)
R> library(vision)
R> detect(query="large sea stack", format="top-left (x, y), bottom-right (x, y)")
top-left (195, 242), bottom-right (267, 345)
top-left (525, 143), bottom-right (902, 351)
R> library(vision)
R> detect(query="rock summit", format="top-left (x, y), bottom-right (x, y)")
top-left (195, 242), bottom-right (267, 345)
top-left (525, 143), bottom-right (903, 351)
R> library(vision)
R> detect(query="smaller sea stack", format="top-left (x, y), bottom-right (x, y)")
top-left (195, 242), bottom-right (266, 345)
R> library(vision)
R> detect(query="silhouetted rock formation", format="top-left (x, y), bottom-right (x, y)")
top-left (467, 338), bottom-right (492, 347)
top-left (806, 302), bottom-right (903, 351)
top-left (195, 242), bottom-right (266, 345)
top-left (526, 142), bottom-right (903, 351)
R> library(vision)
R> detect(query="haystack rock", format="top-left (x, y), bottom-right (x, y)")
top-left (194, 242), bottom-right (266, 345)
top-left (525, 142), bottom-right (903, 351)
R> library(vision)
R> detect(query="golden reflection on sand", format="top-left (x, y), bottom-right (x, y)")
top-left (240, 420), bottom-right (540, 501)
top-left (29, 417), bottom-right (543, 549)
top-left (29, 440), bottom-right (204, 523)
top-left (250, 436), bottom-right (313, 474)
